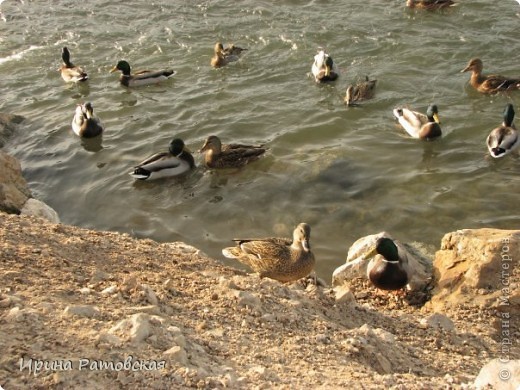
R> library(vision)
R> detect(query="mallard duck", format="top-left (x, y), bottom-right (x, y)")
top-left (406, 0), bottom-right (456, 10)
top-left (130, 138), bottom-right (195, 180)
top-left (393, 104), bottom-right (442, 139)
top-left (60, 47), bottom-right (88, 83)
top-left (344, 76), bottom-right (377, 106)
top-left (461, 58), bottom-right (520, 94)
top-left (311, 49), bottom-right (339, 83)
top-left (199, 135), bottom-right (266, 169)
top-left (110, 60), bottom-right (176, 87)
top-left (71, 102), bottom-right (104, 138)
top-left (222, 223), bottom-right (316, 283)
top-left (210, 42), bottom-right (247, 68)
top-left (487, 104), bottom-right (519, 158)
top-left (363, 237), bottom-right (411, 291)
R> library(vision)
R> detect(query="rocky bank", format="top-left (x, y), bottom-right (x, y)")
top-left (0, 114), bottom-right (519, 389)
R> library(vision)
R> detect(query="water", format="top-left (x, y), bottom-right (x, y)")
top-left (1, 0), bottom-right (519, 280)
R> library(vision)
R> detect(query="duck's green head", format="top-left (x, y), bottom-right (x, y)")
top-left (364, 237), bottom-right (399, 262)
top-left (426, 104), bottom-right (440, 124)
top-left (503, 104), bottom-right (515, 127)
top-left (169, 138), bottom-right (189, 156)
top-left (110, 60), bottom-right (131, 75)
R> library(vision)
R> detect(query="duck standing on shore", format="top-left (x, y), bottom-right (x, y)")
top-left (222, 223), bottom-right (316, 283)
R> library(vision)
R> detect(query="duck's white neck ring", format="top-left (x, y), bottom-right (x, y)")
top-left (381, 259), bottom-right (399, 264)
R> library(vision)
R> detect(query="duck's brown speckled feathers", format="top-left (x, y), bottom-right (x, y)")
top-left (406, 0), bottom-right (456, 10)
top-left (199, 135), bottom-right (266, 169)
top-left (461, 58), bottom-right (520, 94)
top-left (222, 223), bottom-right (316, 283)
top-left (211, 42), bottom-right (247, 68)
top-left (344, 76), bottom-right (377, 106)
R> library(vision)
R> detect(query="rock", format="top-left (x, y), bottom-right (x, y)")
top-left (108, 313), bottom-right (164, 344)
top-left (428, 229), bottom-right (519, 313)
top-left (0, 150), bottom-right (32, 214)
top-left (100, 285), bottom-right (118, 295)
top-left (20, 198), bottom-right (60, 223)
top-left (6, 307), bottom-right (39, 322)
top-left (474, 359), bottom-right (520, 390)
top-left (419, 313), bottom-right (455, 331)
top-left (231, 290), bottom-right (261, 310)
top-left (63, 305), bottom-right (100, 318)
top-left (333, 284), bottom-right (357, 305)
top-left (141, 284), bottom-right (159, 305)
top-left (0, 113), bottom-right (24, 148)
top-left (332, 232), bottom-right (433, 292)
top-left (163, 345), bottom-right (188, 365)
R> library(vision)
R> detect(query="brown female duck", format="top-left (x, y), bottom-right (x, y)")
top-left (461, 58), bottom-right (520, 94)
top-left (222, 223), bottom-right (316, 283)
top-left (199, 135), bottom-right (266, 169)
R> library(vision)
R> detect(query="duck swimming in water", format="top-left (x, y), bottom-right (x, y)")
top-left (71, 102), bottom-right (104, 138)
top-left (110, 60), bottom-right (176, 87)
top-left (487, 104), bottom-right (519, 159)
top-left (199, 135), bottom-right (266, 169)
top-left (60, 47), bottom-right (88, 83)
top-left (130, 138), bottom-right (195, 180)
top-left (311, 49), bottom-right (339, 83)
top-left (393, 104), bottom-right (442, 140)
top-left (461, 58), bottom-right (520, 94)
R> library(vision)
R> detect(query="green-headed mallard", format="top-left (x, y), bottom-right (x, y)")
top-left (222, 223), bottom-right (316, 283)
top-left (60, 47), bottom-right (88, 83)
top-left (199, 135), bottom-right (266, 169)
top-left (406, 0), bottom-right (456, 10)
top-left (363, 237), bottom-right (411, 291)
top-left (344, 76), bottom-right (377, 106)
top-left (487, 104), bottom-right (519, 158)
top-left (210, 42), bottom-right (247, 68)
top-left (130, 138), bottom-right (195, 180)
top-left (71, 102), bottom-right (104, 138)
top-left (393, 104), bottom-right (442, 139)
top-left (110, 60), bottom-right (176, 87)
top-left (311, 49), bottom-right (339, 83)
top-left (461, 58), bottom-right (520, 94)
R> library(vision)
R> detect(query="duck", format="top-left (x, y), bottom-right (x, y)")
top-left (344, 76), bottom-right (377, 106)
top-left (130, 138), bottom-right (195, 180)
top-left (406, 0), bottom-right (456, 10)
top-left (311, 49), bottom-right (339, 83)
top-left (60, 47), bottom-right (88, 83)
top-left (71, 102), bottom-right (104, 138)
top-left (487, 104), bottom-right (519, 158)
top-left (222, 223), bottom-right (316, 283)
top-left (393, 104), bottom-right (442, 139)
top-left (110, 60), bottom-right (176, 87)
top-left (461, 58), bottom-right (520, 94)
top-left (363, 237), bottom-right (411, 291)
top-left (199, 135), bottom-right (266, 169)
top-left (210, 42), bottom-right (247, 68)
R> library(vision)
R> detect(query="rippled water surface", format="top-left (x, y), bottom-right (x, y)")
top-left (1, 0), bottom-right (519, 279)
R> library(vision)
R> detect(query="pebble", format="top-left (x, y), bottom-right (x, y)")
top-left (63, 305), bottom-right (100, 318)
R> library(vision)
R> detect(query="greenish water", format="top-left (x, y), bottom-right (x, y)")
top-left (0, 1), bottom-right (519, 280)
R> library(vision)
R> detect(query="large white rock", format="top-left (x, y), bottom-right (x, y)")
top-left (20, 198), bottom-right (60, 223)
top-left (474, 359), bottom-right (520, 390)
